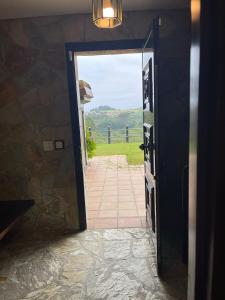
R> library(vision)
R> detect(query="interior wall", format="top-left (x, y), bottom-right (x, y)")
top-left (0, 10), bottom-right (190, 231)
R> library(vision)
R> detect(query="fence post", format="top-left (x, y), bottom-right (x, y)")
top-left (107, 126), bottom-right (111, 144)
top-left (88, 127), bottom-right (93, 140)
top-left (126, 126), bottom-right (129, 143)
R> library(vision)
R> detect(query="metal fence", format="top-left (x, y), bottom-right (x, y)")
top-left (88, 126), bottom-right (143, 144)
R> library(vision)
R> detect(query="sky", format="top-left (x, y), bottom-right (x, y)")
top-left (77, 53), bottom-right (142, 111)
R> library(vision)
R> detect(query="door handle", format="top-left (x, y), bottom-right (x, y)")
top-left (140, 143), bottom-right (155, 151)
top-left (139, 144), bottom-right (147, 151)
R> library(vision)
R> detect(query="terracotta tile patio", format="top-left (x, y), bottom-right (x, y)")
top-left (85, 155), bottom-right (147, 229)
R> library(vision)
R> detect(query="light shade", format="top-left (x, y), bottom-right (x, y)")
top-left (93, 0), bottom-right (123, 29)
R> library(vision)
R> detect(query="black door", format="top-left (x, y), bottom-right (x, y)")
top-left (140, 12), bottom-right (190, 277)
top-left (140, 18), bottom-right (161, 273)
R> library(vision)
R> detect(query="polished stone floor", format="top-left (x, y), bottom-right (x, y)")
top-left (0, 228), bottom-right (186, 299)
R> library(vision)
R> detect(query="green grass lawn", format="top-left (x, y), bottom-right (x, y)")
top-left (94, 143), bottom-right (143, 165)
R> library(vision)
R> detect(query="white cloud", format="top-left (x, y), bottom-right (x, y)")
top-left (77, 53), bottom-right (142, 111)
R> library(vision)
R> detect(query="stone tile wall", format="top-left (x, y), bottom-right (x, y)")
top-left (0, 10), bottom-right (190, 230)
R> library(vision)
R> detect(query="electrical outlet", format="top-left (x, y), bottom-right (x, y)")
top-left (54, 140), bottom-right (64, 150)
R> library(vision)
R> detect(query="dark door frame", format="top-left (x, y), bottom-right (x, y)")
top-left (65, 39), bottom-right (144, 230)
top-left (188, 0), bottom-right (225, 299)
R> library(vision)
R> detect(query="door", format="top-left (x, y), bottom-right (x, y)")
top-left (140, 18), bottom-right (161, 273)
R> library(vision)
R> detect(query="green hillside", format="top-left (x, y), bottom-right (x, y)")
top-left (85, 106), bottom-right (142, 130)
top-left (85, 106), bottom-right (143, 143)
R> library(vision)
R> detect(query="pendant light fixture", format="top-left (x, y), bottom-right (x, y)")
top-left (93, 0), bottom-right (123, 29)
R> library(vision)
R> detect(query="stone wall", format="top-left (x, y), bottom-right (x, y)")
top-left (0, 10), bottom-right (190, 230)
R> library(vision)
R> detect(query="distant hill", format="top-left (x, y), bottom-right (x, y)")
top-left (90, 105), bottom-right (116, 112)
top-left (85, 106), bottom-right (142, 131)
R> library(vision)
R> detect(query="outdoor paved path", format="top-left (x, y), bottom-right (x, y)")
top-left (85, 155), bottom-right (147, 229)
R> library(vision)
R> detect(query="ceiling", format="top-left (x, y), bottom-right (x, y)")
top-left (0, 0), bottom-right (189, 20)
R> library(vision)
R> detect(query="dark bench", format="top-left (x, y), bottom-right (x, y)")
top-left (0, 200), bottom-right (35, 240)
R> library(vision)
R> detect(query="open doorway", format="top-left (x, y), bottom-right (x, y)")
top-left (76, 52), bottom-right (146, 230)
top-left (66, 16), bottom-right (189, 276)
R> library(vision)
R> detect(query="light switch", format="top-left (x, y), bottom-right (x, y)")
top-left (54, 140), bottom-right (64, 150)
top-left (43, 141), bottom-right (54, 152)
